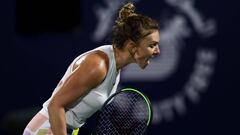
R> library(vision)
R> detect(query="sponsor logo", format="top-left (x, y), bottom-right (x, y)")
top-left (93, 0), bottom-right (217, 124)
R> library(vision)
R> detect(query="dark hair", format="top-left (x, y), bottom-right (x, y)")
top-left (112, 2), bottom-right (159, 49)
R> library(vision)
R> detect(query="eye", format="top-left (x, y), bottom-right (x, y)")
top-left (149, 44), bottom-right (156, 48)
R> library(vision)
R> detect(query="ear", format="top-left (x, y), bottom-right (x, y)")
top-left (126, 40), bottom-right (137, 55)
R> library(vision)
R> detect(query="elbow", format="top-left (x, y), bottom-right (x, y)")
top-left (48, 98), bottom-right (64, 113)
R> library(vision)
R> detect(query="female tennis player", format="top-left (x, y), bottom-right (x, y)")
top-left (23, 2), bottom-right (160, 135)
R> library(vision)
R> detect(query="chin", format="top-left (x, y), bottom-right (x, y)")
top-left (136, 60), bottom-right (149, 69)
top-left (139, 64), bottom-right (148, 69)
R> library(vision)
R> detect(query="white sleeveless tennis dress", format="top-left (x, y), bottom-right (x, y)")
top-left (23, 45), bottom-right (120, 135)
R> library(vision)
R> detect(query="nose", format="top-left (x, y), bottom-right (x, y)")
top-left (153, 45), bottom-right (160, 56)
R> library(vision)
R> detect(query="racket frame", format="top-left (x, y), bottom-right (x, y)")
top-left (99, 87), bottom-right (153, 128)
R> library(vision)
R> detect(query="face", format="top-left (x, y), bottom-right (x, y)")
top-left (132, 30), bottom-right (160, 69)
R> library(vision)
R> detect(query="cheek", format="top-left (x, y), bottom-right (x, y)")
top-left (137, 48), bottom-right (151, 58)
top-left (143, 48), bottom-right (152, 56)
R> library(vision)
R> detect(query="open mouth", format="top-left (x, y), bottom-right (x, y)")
top-left (145, 58), bottom-right (150, 64)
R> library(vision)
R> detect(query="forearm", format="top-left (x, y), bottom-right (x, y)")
top-left (48, 104), bottom-right (67, 135)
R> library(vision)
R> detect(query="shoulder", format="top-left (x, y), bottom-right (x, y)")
top-left (72, 50), bottom-right (109, 85)
top-left (85, 50), bottom-right (109, 72)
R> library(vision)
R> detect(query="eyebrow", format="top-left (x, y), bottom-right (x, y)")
top-left (148, 41), bottom-right (159, 45)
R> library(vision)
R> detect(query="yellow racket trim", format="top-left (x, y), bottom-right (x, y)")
top-left (71, 128), bottom-right (79, 135)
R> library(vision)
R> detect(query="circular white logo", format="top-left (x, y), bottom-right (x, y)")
top-left (92, 0), bottom-right (218, 125)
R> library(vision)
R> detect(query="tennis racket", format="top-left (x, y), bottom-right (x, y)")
top-left (92, 88), bottom-right (153, 135)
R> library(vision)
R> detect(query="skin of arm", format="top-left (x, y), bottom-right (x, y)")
top-left (48, 51), bottom-right (109, 135)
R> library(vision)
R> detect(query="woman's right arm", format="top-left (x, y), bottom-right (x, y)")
top-left (48, 51), bottom-right (108, 135)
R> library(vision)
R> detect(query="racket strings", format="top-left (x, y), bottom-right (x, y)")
top-left (96, 92), bottom-right (149, 135)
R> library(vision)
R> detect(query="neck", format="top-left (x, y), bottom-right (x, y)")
top-left (113, 45), bottom-right (134, 70)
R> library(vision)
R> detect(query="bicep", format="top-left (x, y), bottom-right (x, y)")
top-left (50, 55), bottom-right (107, 108)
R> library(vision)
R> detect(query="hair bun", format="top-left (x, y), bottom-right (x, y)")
top-left (119, 3), bottom-right (136, 21)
